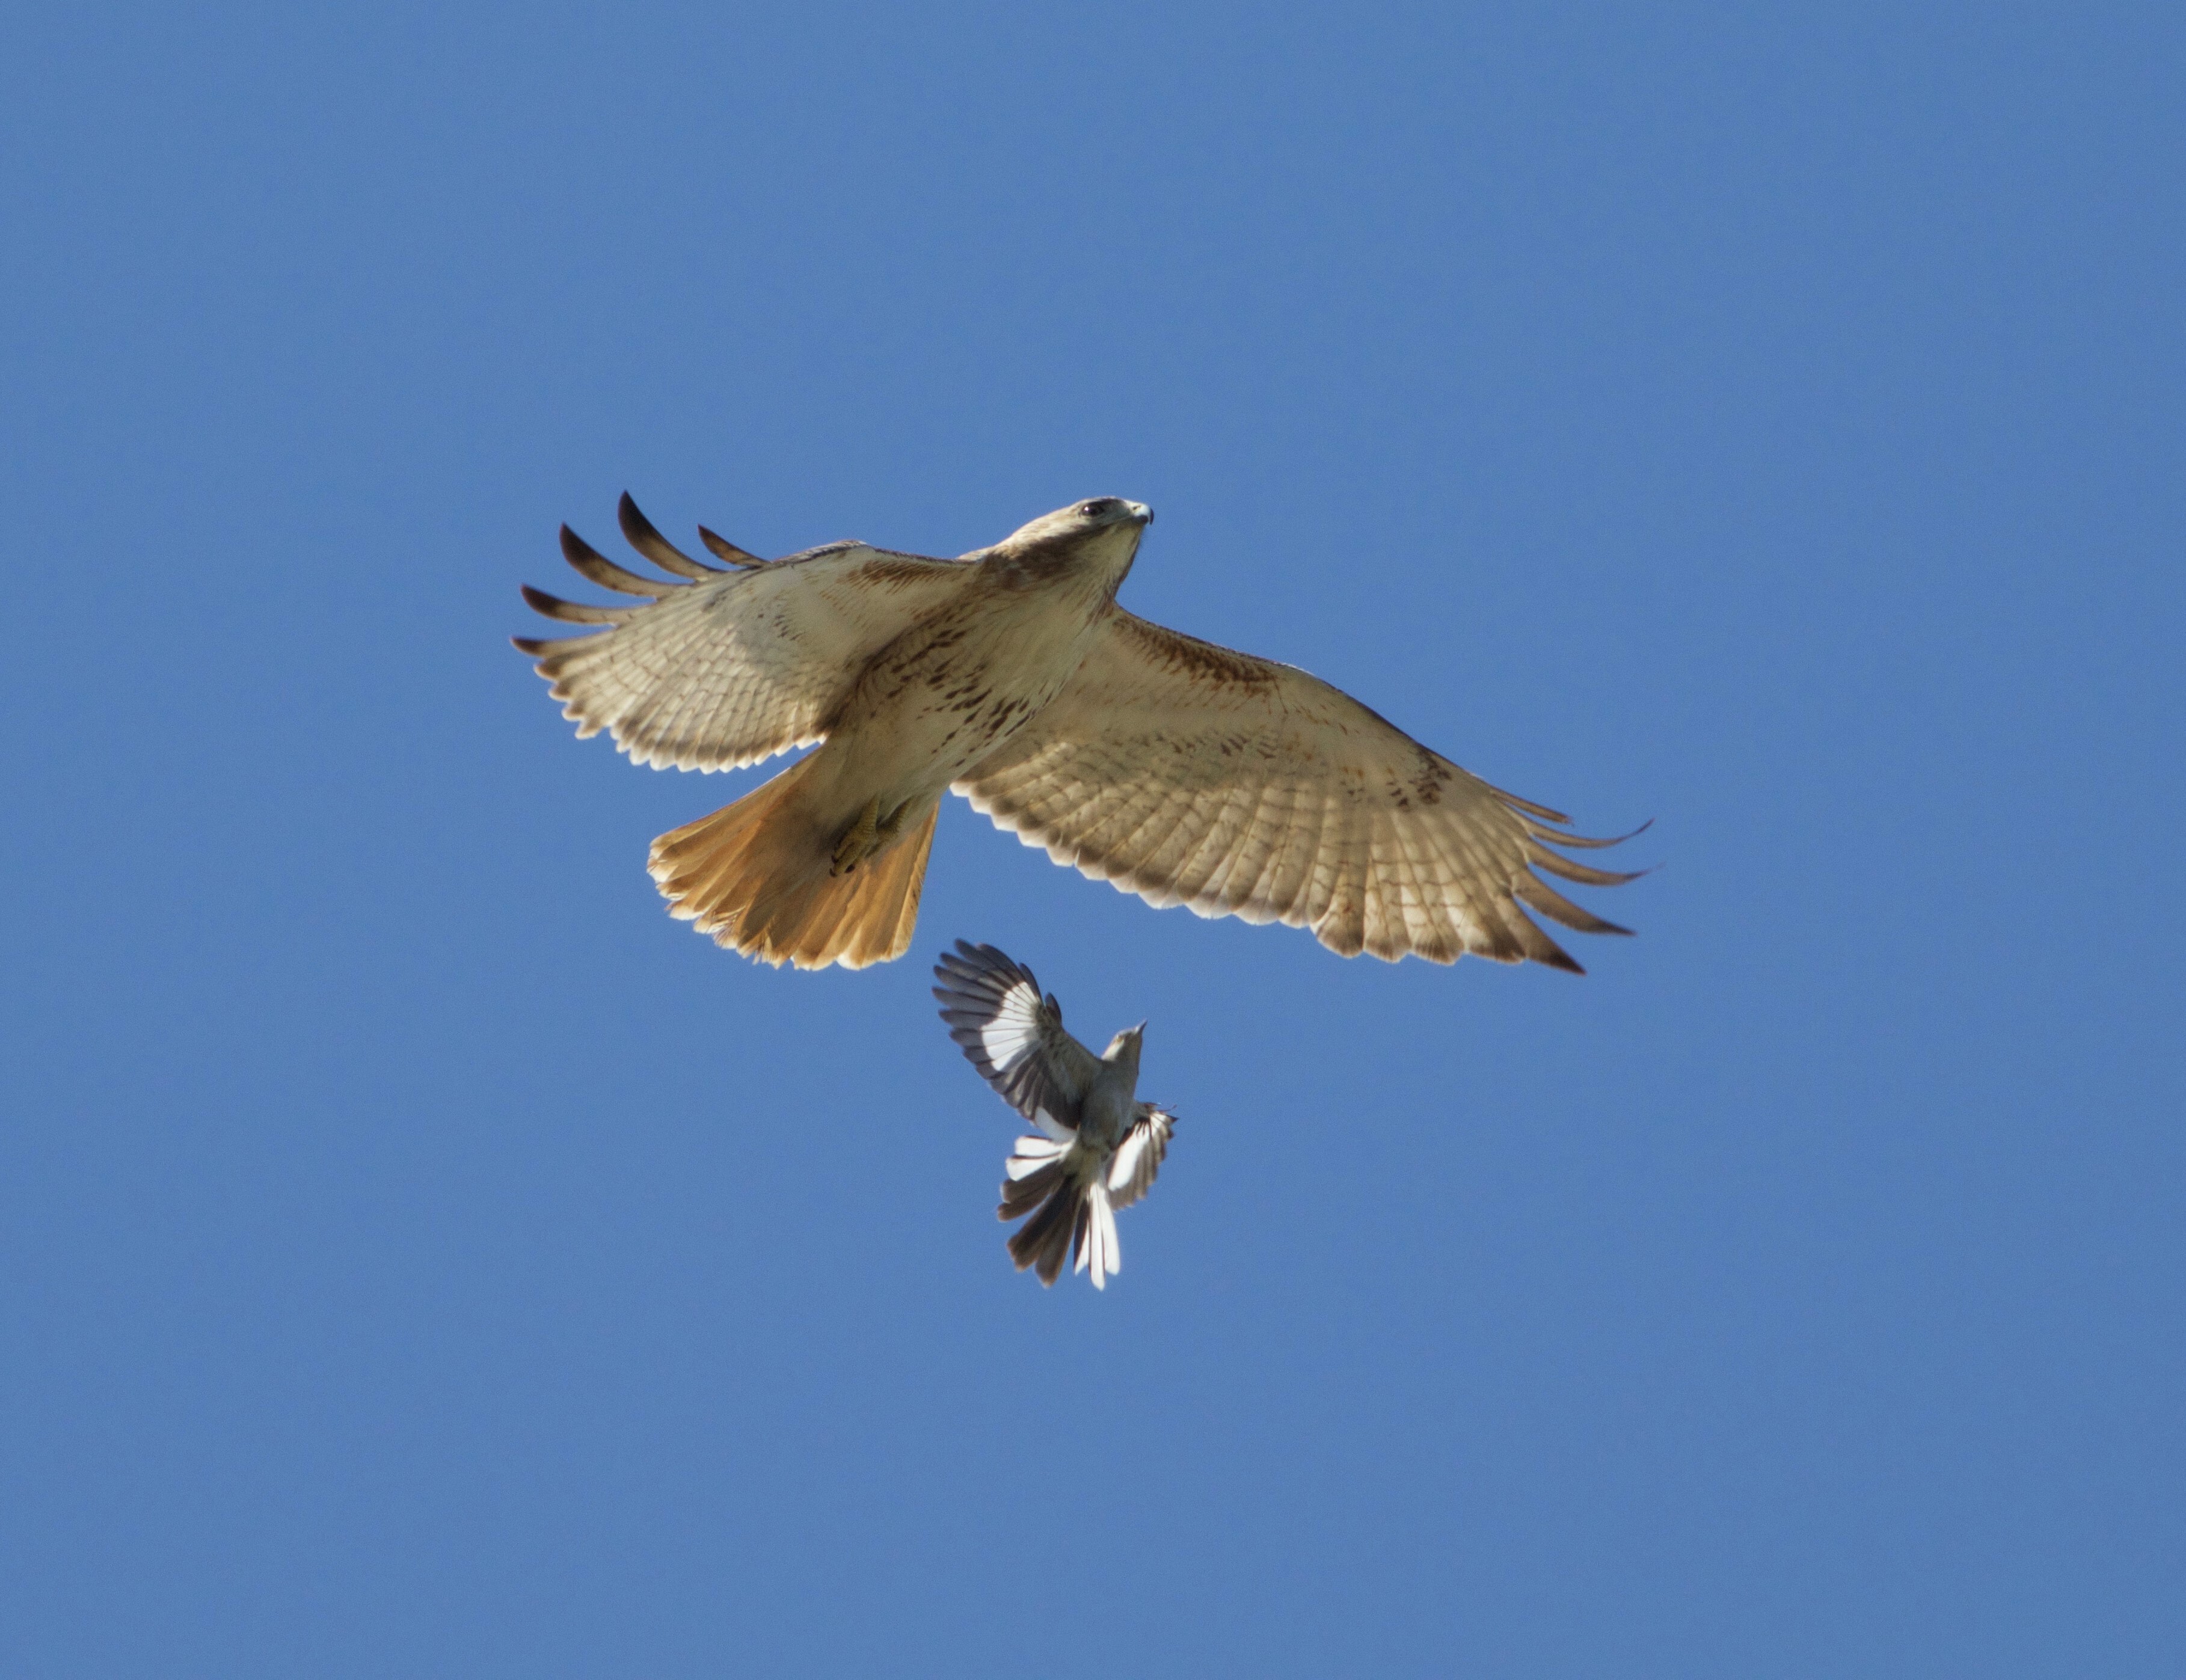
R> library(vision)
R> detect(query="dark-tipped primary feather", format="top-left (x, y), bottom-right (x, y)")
top-left (617, 492), bottom-right (724, 580)
top-left (520, 583), bottom-right (629, 625)
top-left (1524, 817), bottom-right (1653, 851)
top-left (559, 524), bottom-right (671, 598)
top-left (698, 524), bottom-right (768, 568)
top-left (1514, 875), bottom-right (1634, 937)
top-left (1530, 848), bottom-right (1648, 888)
top-left (511, 631), bottom-right (596, 657)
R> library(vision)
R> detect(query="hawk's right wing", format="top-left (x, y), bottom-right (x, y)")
top-left (516, 494), bottom-right (978, 772)
top-left (933, 941), bottom-right (1102, 1139)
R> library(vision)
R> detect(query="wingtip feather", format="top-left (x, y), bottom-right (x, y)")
top-left (520, 583), bottom-right (628, 625)
top-left (618, 492), bottom-right (725, 580)
top-left (698, 524), bottom-right (768, 568)
top-left (559, 523), bottom-right (670, 597)
top-left (1514, 874), bottom-right (1634, 940)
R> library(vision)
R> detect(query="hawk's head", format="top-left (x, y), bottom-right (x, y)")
top-left (995, 497), bottom-right (1153, 586)
top-left (1003, 497), bottom-right (1152, 545)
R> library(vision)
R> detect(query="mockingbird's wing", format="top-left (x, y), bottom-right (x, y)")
top-left (1105, 1107), bottom-right (1175, 1210)
top-left (933, 941), bottom-right (1102, 1140)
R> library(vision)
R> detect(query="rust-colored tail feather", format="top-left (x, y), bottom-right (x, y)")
top-left (648, 762), bottom-right (937, 970)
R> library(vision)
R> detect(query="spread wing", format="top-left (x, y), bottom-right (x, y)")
top-left (955, 609), bottom-right (1642, 970)
top-left (932, 941), bottom-right (1102, 1139)
top-left (515, 494), bottom-right (977, 771)
top-left (1105, 1106), bottom-right (1174, 1210)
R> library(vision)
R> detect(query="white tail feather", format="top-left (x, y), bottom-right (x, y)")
top-left (1075, 1183), bottom-right (1120, 1289)
top-left (1006, 1136), bottom-right (1064, 1180)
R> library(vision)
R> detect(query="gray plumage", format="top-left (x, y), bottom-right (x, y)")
top-left (933, 940), bottom-right (1174, 1289)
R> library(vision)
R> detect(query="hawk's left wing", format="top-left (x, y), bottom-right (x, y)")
top-left (956, 609), bottom-right (1643, 969)
top-left (933, 942), bottom-right (1101, 1139)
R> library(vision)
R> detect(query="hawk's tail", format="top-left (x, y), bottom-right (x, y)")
top-left (1001, 1138), bottom-right (1120, 1290)
top-left (647, 758), bottom-right (939, 970)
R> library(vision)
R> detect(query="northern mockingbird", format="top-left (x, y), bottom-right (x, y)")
top-left (933, 940), bottom-right (1176, 1289)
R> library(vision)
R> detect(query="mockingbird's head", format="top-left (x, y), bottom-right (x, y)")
top-left (1102, 1021), bottom-right (1146, 1073)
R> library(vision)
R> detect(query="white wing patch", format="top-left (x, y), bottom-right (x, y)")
top-left (972, 972), bottom-right (1079, 1141)
top-left (977, 981), bottom-right (1049, 1078)
top-left (1105, 1107), bottom-right (1174, 1209)
top-left (933, 941), bottom-right (1102, 1132)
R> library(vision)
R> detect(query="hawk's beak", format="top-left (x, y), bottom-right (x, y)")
top-left (1127, 503), bottom-right (1153, 525)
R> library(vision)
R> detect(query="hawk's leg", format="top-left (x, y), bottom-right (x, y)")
top-left (830, 797), bottom-right (882, 876)
top-left (831, 797), bottom-right (917, 876)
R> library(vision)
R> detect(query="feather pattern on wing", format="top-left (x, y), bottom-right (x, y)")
top-left (954, 609), bottom-right (1641, 969)
top-left (1105, 1107), bottom-right (1174, 1210)
top-left (515, 499), bottom-right (978, 772)
top-left (932, 941), bottom-right (1101, 1138)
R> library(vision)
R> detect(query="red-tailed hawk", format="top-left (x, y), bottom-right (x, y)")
top-left (517, 495), bottom-right (1640, 970)
top-left (933, 940), bottom-right (1174, 1290)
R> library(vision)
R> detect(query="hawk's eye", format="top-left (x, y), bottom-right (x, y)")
top-left (1081, 500), bottom-right (1106, 517)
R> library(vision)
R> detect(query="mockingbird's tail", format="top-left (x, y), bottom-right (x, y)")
top-left (999, 1136), bottom-right (1122, 1289)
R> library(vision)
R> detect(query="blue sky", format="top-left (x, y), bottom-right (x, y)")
top-left (3, 4), bottom-right (2180, 1674)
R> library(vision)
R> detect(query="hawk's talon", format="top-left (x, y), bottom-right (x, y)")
top-left (831, 796), bottom-right (883, 876)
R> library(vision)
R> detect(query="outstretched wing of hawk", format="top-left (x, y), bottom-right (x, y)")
top-left (956, 610), bottom-right (1637, 969)
top-left (518, 506), bottom-right (976, 774)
